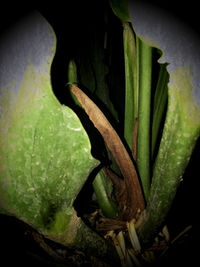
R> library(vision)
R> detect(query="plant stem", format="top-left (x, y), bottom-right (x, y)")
top-left (67, 59), bottom-right (83, 108)
top-left (137, 39), bottom-right (152, 201)
top-left (137, 74), bottom-right (200, 244)
top-left (93, 169), bottom-right (119, 218)
top-left (152, 63), bottom-right (169, 159)
top-left (123, 22), bottom-right (138, 150)
top-left (46, 208), bottom-right (119, 264)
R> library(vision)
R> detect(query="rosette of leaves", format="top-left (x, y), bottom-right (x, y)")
top-left (1, 1), bottom-right (200, 266)
top-left (68, 0), bottom-right (200, 264)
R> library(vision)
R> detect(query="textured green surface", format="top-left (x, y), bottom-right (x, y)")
top-left (0, 14), bottom-right (117, 261)
top-left (138, 65), bottom-right (200, 244)
top-left (0, 17), bottom-right (98, 236)
top-left (0, 61), bottom-right (98, 232)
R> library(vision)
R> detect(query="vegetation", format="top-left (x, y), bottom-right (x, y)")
top-left (0, 1), bottom-right (199, 266)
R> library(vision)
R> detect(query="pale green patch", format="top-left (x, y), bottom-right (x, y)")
top-left (46, 209), bottom-right (73, 235)
top-left (169, 65), bottom-right (200, 127)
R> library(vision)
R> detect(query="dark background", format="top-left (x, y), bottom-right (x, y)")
top-left (1, 1), bottom-right (200, 34)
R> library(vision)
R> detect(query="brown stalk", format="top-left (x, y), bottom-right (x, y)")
top-left (71, 84), bottom-right (145, 220)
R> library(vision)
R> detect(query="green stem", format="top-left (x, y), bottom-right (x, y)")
top-left (45, 208), bottom-right (119, 264)
top-left (152, 63), bottom-right (169, 158)
top-left (68, 59), bottom-right (78, 84)
top-left (137, 39), bottom-right (152, 201)
top-left (93, 169), bottom-right (119, 218)
top-left (136, 36), bottom-right (140, 111)
top-left (123, 22), bottom-right (138, 150)
top-left (67, 59), bottom-right (82, 108)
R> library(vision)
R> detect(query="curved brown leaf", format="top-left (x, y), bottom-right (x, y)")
top-left (71, 84), bottom-right (145, 220)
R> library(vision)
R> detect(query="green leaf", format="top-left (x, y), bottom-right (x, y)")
top-left (68, 59), bottom-right (78, 84)
top-left (136, 39), bottom-right (152, 201)
top-left (109, 0), bottom-right (131, 22)
top-left (138, 66), bottom-right (200, 245)
top-left (0, 13), bottom-right (118, 262)
top-left (129, 3), bottom-right (200, 245)
top-left (0, 14), bottom-right (99, 230)
top-left (67, 59), bottom-right (82, 108)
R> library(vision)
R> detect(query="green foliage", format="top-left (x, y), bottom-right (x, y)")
top-left (1, 1), bottom-right (200, 264)
top-left (66, 2), bottom-right (200, 248)
top-left (0, 13), bottom-right (118, 263)
top-left (138, 66), bottom-right (200, 244)
top-left (0, 59), bottom-right (98, 230)
top-left (109, 0), bottom-right (131, 22)
top-left (136, 39), bottom-right (152, 201)
top-left (85, 0), bottom-right (200, 250)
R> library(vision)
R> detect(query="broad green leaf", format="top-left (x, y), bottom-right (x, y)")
top-left (0, 13), bottom-right (118, 262)
top-left (129, 2), bottom-right (200, 244)
top-left (0, 62), bottom-right (98, 228)
top-left (138, 66), bottom-right (200, 244)
top-left (0, 13), bottom-right (99, 230)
